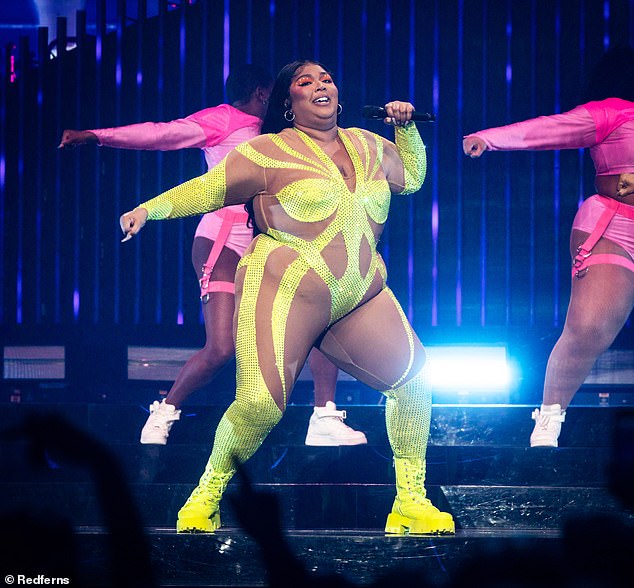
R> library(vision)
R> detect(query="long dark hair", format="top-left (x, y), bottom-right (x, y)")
top-left (261, 59), bottom-right (338, 134)
top-left (583, 44), bottom-right (634, 103)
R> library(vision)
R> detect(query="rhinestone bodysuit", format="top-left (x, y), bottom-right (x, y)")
top-left (139, 124), bottom-right (431, 473)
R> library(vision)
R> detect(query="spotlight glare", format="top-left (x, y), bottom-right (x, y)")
top-left (426, 346), bottom-right (511, 392)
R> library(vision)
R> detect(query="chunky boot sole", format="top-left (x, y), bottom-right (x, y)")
top-left (385, 511), bottom-right (455, 535)
top-left (176, 511), bottom-right (221, 533)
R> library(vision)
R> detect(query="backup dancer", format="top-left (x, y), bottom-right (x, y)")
top-left (463, 46), bottom-right (634, 447)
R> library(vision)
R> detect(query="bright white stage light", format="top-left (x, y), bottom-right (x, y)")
top-left (426, 346), bottom-right (512, 392)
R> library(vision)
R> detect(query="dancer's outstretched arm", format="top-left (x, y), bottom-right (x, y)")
top-left (59, 117), bottom-right (207, 150)
top-left (119, 144), bottom-right (265, 240)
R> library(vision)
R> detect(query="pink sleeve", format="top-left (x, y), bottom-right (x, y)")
top-left (90, 119), bottom-right (207, 150)
top-left (186, 104), bottom-right (262, 148)
top-left (466, 105), bottom-right (597, 151)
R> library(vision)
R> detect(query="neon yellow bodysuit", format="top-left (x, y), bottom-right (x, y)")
top-left (138, 123), bottom-right (455, 534)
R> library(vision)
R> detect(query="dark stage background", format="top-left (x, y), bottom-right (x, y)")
top-left (1, 0), bottom-right (633, 401)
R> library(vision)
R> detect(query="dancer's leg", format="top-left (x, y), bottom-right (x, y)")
top-left (531, 230), bottom-right (634, 446)
top-left (164, 236), bottom-right (239, 408)
top-left (318, 287), bottom-right (454, 534)
top-left (543, 231), bottom-right (634, 408)
top-left (305, 347), bottom-right (367, 446)
top-left (139, 236), bottom-right (239, 445)
top-left (308, 348), bottom-right (339, 407)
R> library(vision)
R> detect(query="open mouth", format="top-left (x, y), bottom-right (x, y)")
top-left (313, 96), bottom-right (330, 104)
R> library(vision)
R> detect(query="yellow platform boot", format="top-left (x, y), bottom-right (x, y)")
top-left (176, 466), bottom-right (233, 533)
top-left (385, 457), bottom-right (455, 535)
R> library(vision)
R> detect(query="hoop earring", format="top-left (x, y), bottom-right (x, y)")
top-left (337, 104), bottom-right (343, 115)
top-left (284, 109), bottom-right (295, 122)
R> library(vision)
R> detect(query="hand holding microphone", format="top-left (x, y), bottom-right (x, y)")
top-left (363, 104), bottom-right (436, 125)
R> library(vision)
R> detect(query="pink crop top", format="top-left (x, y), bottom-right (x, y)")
top-left (467, 98), bottom-right (634, 176)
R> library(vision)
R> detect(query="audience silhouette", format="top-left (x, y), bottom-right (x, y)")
top-left (2, 409), bottom-right (632, 587)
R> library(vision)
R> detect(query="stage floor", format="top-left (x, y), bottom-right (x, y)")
top-left (1, 402), bottom-right (633, 586)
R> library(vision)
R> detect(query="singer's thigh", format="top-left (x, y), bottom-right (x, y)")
top-left (233, 245), bottom-right (332, 410)
top-left (318, 287), bottom-right (425, 390)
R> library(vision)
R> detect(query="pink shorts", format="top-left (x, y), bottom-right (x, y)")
top-left (194, 205), bottom-right (253, 257)
top-left (572, 195), bottom-right (634, 260)
top-left (194, 205), bottom-right (253, 300)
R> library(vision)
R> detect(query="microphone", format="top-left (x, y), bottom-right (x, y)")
top-left (362, 105), bottom-right (436, 123)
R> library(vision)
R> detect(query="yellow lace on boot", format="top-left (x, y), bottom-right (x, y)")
top-left (177, 469), bottom-right (233, 533)
top-left (385, 457), bottom-right (455, 535)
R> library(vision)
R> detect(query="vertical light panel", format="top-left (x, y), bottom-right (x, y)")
top-left (73, 12), bottom-right (86, 321)
top-left (177, 4), bottom-right (187, 325)
top-left (552, 0), bottom-right (561, 326)
top-left (360, 1), bottom-right (367, 108)
top-left (93, 0), bottom-right (106, 323)
top-left (407, 0), bottom-right (415, 323)
top-left (455, 0), bottom-right (464, 326)
top-left (36, 28), bottom-right (47, 323)
top-left (199, 0), bottom-right (207, 328)
top-left (314, 0), bottom-right (320, 60)
top-left (381, 0), bottom-right (392, 268)
top-left (223, 0), bottom-right (230, 89)
top-left (200, 0), bottom-right (208, 107)
top-left (603, 0), bottom-right (610, 50)
top-left (134, 0), bottom-right (147, 325)
top-left (528, 0), bottom-right (537, 326)
top-left (431, 0), bottom-right (440, 326)
top-left (385, 0), bottom-right (391, 95)
top-left (290, 2), bottom-right (298, 57)
top-left (246, 0), bottom-right (252, 63)
top-left (155, 1), bottom-right (166, 324)
top-left (480, 1), bottom-right (488, 326)
top-left (54, 19), bottom-right (67, 322)
top-left (577, 1), bottom-right (586, 211)
top-left (336, 0), bottom-right (343, 86)
top-left (0, 46), bottom-right (5, 324)
top-left (504, 3), bottom-right (512, 326)
top-left (15, 40), bottom-right (27, 324)
top-left (113, 1), bottom-right (124, 323)
top-left (269, 1), bottom-right (275, 77)
top-left (28, 33), bottom-right (38, 324)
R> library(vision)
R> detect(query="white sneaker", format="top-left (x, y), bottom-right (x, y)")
top-left (530, 404), bottom-right (566, 447)
top-left (305, 401), bottom-right (368, 446)
top-left (140, 400), bottom-right (181, 445)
